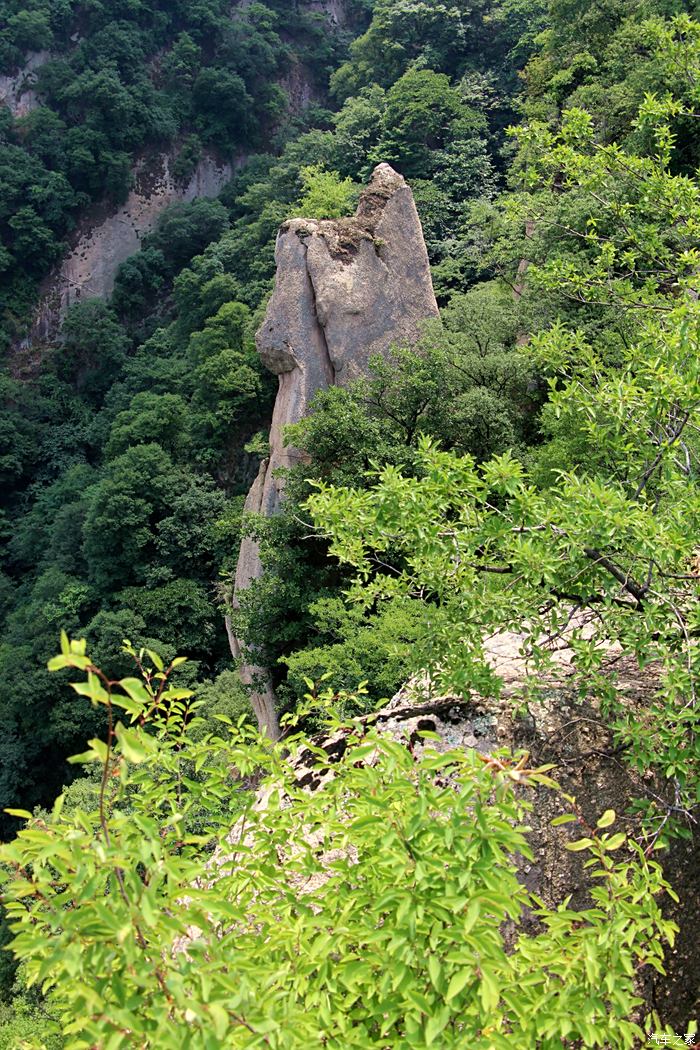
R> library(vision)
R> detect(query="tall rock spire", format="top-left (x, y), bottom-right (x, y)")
top-left (229, 164), bottom-right (439, 738)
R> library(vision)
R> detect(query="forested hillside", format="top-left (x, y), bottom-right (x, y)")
top-left (0, 0), bottom-right (365, 824)
top-left (1, 0), bottom-right (699, 1045)
top-left (0, 0), bottom-right (533, 826)
top-left (0, 0), bottom-right (355, 333)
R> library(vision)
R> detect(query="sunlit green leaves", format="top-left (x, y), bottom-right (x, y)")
top-left (0, 640), bottom-right (681, 1048)
top-left (306, 65), bottom-right (700, 826)
top-left (114, 724), bottom-right (154, 764)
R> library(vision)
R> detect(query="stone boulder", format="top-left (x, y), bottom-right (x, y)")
top-left (230, 164), bottom-right (439, 738)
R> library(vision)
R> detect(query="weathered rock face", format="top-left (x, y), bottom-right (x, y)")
top-left (303, 0), bottom-right (352, 27)
top-left (210, 627), bottom-right (699, 1030)
top-left (8, 0), bottom-right (353, 353)
top-left (23, 150), bottom-right (235, 348)
top-left (0, 50), bottom-right (48, 118)
top-left (231, 164), bottom-right (439, 737)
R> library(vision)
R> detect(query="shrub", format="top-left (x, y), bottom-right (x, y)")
top-left (0, 637), bottom-right (679, 1048)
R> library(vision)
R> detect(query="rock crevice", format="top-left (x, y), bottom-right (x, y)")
top-left (230, 164), bottom-right (439, 737)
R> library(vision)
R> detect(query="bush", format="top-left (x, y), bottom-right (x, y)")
top-left (0, 637), bottom-right (680, 1048)
top-left (294, 164), bottom-right (360, 219)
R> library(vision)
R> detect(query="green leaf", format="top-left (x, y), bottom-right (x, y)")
top-left (68, 747), bottom-right (103, 764)
top-left (565, 837), bottom-right (595, 852)
top-left (87, 738), bottom-right (109, 762)
top-left (4, 808), bottom-right (33, 819)
top-left (161, 688), bottom-right (194, 701)
top-left (596, 809), bottom-right (616, 828)
top-left (70, 676), bottom-right (109, 706)
top-left (115, 724), bottom-right (152, 764)
top-left (479, 969), bottom-right (500, 1012)
top-left (445, 968), bottom-right (472, 1002)
top-left (424, 1006), bottom-right (450, 1044)
top-left (146, 649), bottom-right (164, 671)
top-left (463, 896), bottom-right (481, 934)
top-left (208, 1003), bottom-right (230, 1040)
top-left (601, 832), bottom-right (627, 851)
top-left (48, 653), bottom-right (92, 672)
top-left (118, 677), bottom-right (151, 705)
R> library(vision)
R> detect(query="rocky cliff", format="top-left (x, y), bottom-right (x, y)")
top-left (11, 0), bottom-right (357, 349)
top-left (25, 150), bottom-right (236, 347)
top-left (0, 49), bottom-right (48, 118)
top-left (230, 164), bottom-right (439, 737)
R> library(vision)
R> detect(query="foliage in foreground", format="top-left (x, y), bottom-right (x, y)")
top-left (0, 638), bottom-right (681, 1048)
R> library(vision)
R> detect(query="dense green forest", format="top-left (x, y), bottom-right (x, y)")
top-left (0, 0), bottom-right (365, 825)
top-left (0, 0), bottom-right (355, 336)
top-left (0, 0), bottom-right (540, 827)
top-left (1, 0), bottom-right (699, 1045)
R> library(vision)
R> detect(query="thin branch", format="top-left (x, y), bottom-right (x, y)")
top-left (633, 410), bottom-right (691, 499)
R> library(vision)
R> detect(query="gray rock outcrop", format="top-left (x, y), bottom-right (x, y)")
top-left (280, 655), bottom-right (699, 1030)
top-left (23, 150), bottom-right (235, 349)
top-left (230, 164), bottom-right (439, 738)
top-left (214, 630), bottom-right (698, 1031)
top-left (0, 50), bottom-right (48, 118)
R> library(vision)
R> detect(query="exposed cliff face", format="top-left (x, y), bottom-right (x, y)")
top-left (15, 0), bottom-right (356, 350)
top-left (231, 164), bottom-right (439, 738)
top-left (24, 150), bottom-right (235, 348)
top-left (303, 0), bottom-right (353, 27)
top-left (0, 50), bottom-right (48, 118)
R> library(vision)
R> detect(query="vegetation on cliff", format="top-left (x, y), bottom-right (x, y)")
top-left (0, 0), bottom-right (354, 338)
top-left (0, 0), bottom-right (530, 825)
top-left (0, 638), bottom-right (682, 1047)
